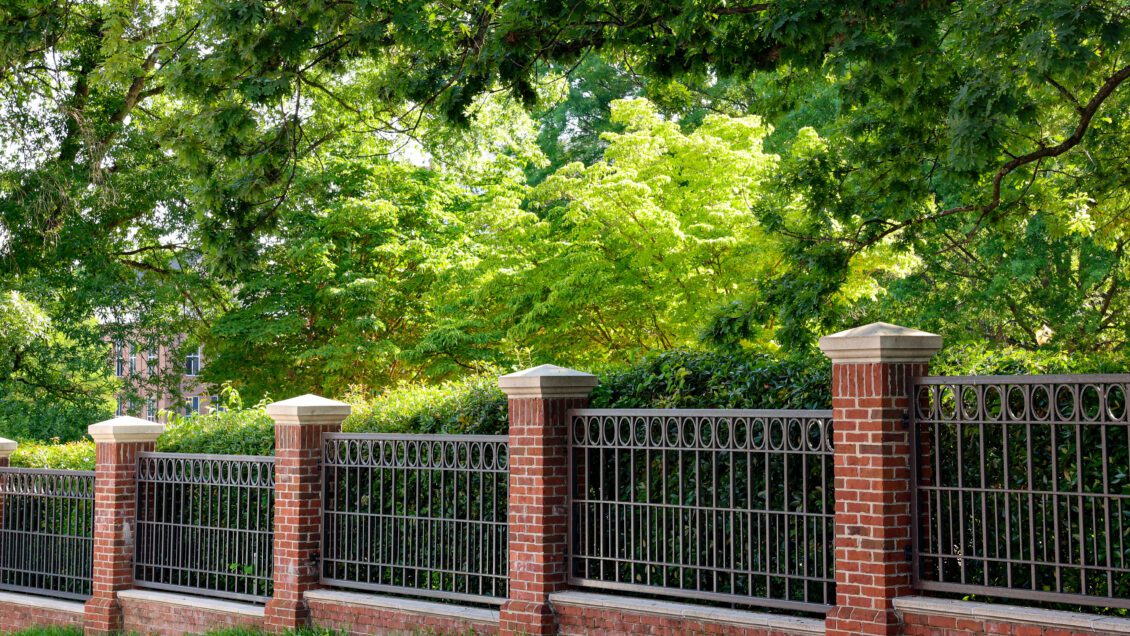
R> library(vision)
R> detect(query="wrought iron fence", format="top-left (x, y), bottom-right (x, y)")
top-left (568, 409), bottom-right (835, 614)
top-left (322, 433), bottom-right (509, 605)
top-left (0, 468), bottom-right (95, 600)
top-left (912, 375), bottom-right (1130, 609)
top-left (134, 452), bottom-right (275, 602)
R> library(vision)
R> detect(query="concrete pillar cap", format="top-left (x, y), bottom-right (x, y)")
top-left (88, 417), bottom-right (165, 444)
top-left (819, 322), bottom-right (942, 363)
top-left (266, 394), bottom-right (352, 421)
top-left (0, 437), bottom-right (16, 458)
top-left (499, 364), bottom-right (598, 399)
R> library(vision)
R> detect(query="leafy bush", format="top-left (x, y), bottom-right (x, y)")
top-left (156, 386), bottom-right (275, 455)
top-left (10, 386), bottom-right (272, 469)
top-left (932, 341), bottom-right (1130, 376)
top-left (12, 342), bottom-right (1130, 470)
top-left (10, 438), bottom-right (95, 470)
top-left (343, 375), bottom-right (509, 435)
top-left (592, 348), bottom-right (831, 410)
top-left (0, 396), bottom-right (111, 444)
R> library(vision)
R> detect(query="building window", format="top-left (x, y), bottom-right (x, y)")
top-left (185, 347), bottom-right (201, 377)
top-left (128, 344), bottom-right (136, 376)
top-left (209, 395), bottom-right (222, 413)
top-left (116, 398), bottom-right (125, 416)
top-left (146, 346), bottom-right (158, 376)
top-left (185, 396), bottom-right (201, 416)
top-left (146, 397), bottom-right (157, 421)
top-left (115, 344), bottom-right (125, 377)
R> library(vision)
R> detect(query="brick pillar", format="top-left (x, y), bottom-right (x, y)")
top-left (818, 322), bottom-right (942, 636)
top-left (263, 394), bottom-right (351, 633)
top-left (0, 438), bottom-right (15, 528)
top-left (0, 438), bottom-right (14, 468)
top-left (498, 365), bottom-right (597, 636)
top-left (84, 416), bottom-right (165, 636)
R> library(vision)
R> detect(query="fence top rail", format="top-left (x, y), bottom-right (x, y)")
top-left (0, 467), bottom-right (95, 477)
top-left (914, 373), bottom-right (1130, 385)
top-left (324, 432), bottom-right (508, 443)
top-left (137, 451), bottom-right (275, 463)
top-left (569, 408), bottom-right (833, 418)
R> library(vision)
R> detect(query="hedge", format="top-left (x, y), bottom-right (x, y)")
top-left (11, 343), bottom-right (1128, 469)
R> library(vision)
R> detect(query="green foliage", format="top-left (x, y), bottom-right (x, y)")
top-left (156, 386), bottom-right (275, 456)
top-left (0, 292), bottom-right (115, 442)
top-left (2, 628), bottom-right (84, 636)
top-left (4, 1), bottom-right (1128, 409)
top-left (2, 628), bottom-right (343, 636)
top-left (344, 375), bottom-right (510, 435)
top-left (931, 342), bottom-right (1130, 376)
top-left (593, 349), bottom-right (832, 410)
top-left (10, 439), bottom-right (96, 470)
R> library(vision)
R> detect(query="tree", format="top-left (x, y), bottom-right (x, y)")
top-left (417, 98), bottom-right (910, 368)
top-left (0, 291), bottom-right (114, 440)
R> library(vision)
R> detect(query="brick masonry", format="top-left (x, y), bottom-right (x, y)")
top-left (307, 590), bottom-right (500, 635)
top-left (551, 592), bottom-right (825, 636)
top-left (900, 613), bottom-right (1106, 636)
top-left (893, 597), bottom-right (1130, 635)
top-left (0, 593), bottom-right (84, 632)
top-left (824, 361), bottom-right (929, 636)
top-left (500, 395), bottom-right (588, 636)
top-left (263, 396), bottom-right (351, 633)
top-left (85, 439), bottom-right (156, 635)
top-left (118, 591), bottom-right (265, 636)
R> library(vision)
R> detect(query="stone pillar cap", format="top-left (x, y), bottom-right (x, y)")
top-left (499, 364), bottom-right (598, 398)
top-left (0, 437), bottom-right (16, 458)
top-left (819, 322), bottom-right (942, 363)
top-left (88, 417), bottom-right (165, 444)
top-left (266, 394), bottom-right (352, 419)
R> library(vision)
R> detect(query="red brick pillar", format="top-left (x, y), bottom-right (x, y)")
top-left (0, 438), bottom-right (14, 528)
top-left (498, 365), bottom-right (597, 636)
top-left (818, 323), bottom-right (942, 636)
top-left (263, 394), bottom-right (351, 633)
top-left (0, 438), bottom-right (13, 468)
top-left (84, 416), bottom-right (165, 635)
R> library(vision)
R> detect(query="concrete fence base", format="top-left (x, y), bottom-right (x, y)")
top-left (4, 588), bottom-right (1130, 635)
top-left (551, 591), bottom-right (825, 636)
top-left (893, 597), bottom-right (1130, 636)
top-left (0, 591), bottom-right (85, 632)
top-left (116, 590), bottom-right (266, 636)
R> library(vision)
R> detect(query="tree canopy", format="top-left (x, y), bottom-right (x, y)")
top-left (0, 0), bottom-right (1127, 410)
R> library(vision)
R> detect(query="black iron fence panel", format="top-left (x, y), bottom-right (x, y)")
top-left (134, 452), bottom-right (275, 602)
top-left (321, 433), bottom-right (509, 605)
top-left (0, 468), bottom-right (95, 600)
top-left (912, 375), bottom-right (1130, 609)
top-left (568, 409), bottom-right (835, 614)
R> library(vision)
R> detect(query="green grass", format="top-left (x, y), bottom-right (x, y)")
top-left (3, 629), bottom-right (342, 636)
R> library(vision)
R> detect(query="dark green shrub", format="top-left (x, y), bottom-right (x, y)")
top-left (156, 386), bottom-right (274, 455)
top-left (10, 439), bottom-right (95, 470)
top-left (592, 348), bottom-right (831, 410)
top-left (932, 341), bottom-right (1130, 376)
top-left (343, 375), bottom-right (509, 435)
top-left (0, 394), bottom-right (111, 443)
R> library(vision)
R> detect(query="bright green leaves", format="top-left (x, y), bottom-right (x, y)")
top-left (459, 97), bottom-right (786, 362)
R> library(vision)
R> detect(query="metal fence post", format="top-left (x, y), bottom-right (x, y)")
top-left (498, 365), bottom-right (597, 636)
top-left (83, 416), bottom-right (165, 636)
top-left (263, 394), bottom-right (351, 633)
top-left (818, 322), bottom-right (941, 636)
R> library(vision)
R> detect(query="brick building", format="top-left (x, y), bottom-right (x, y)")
top-left (110, 340), bottom-right (216, 421)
